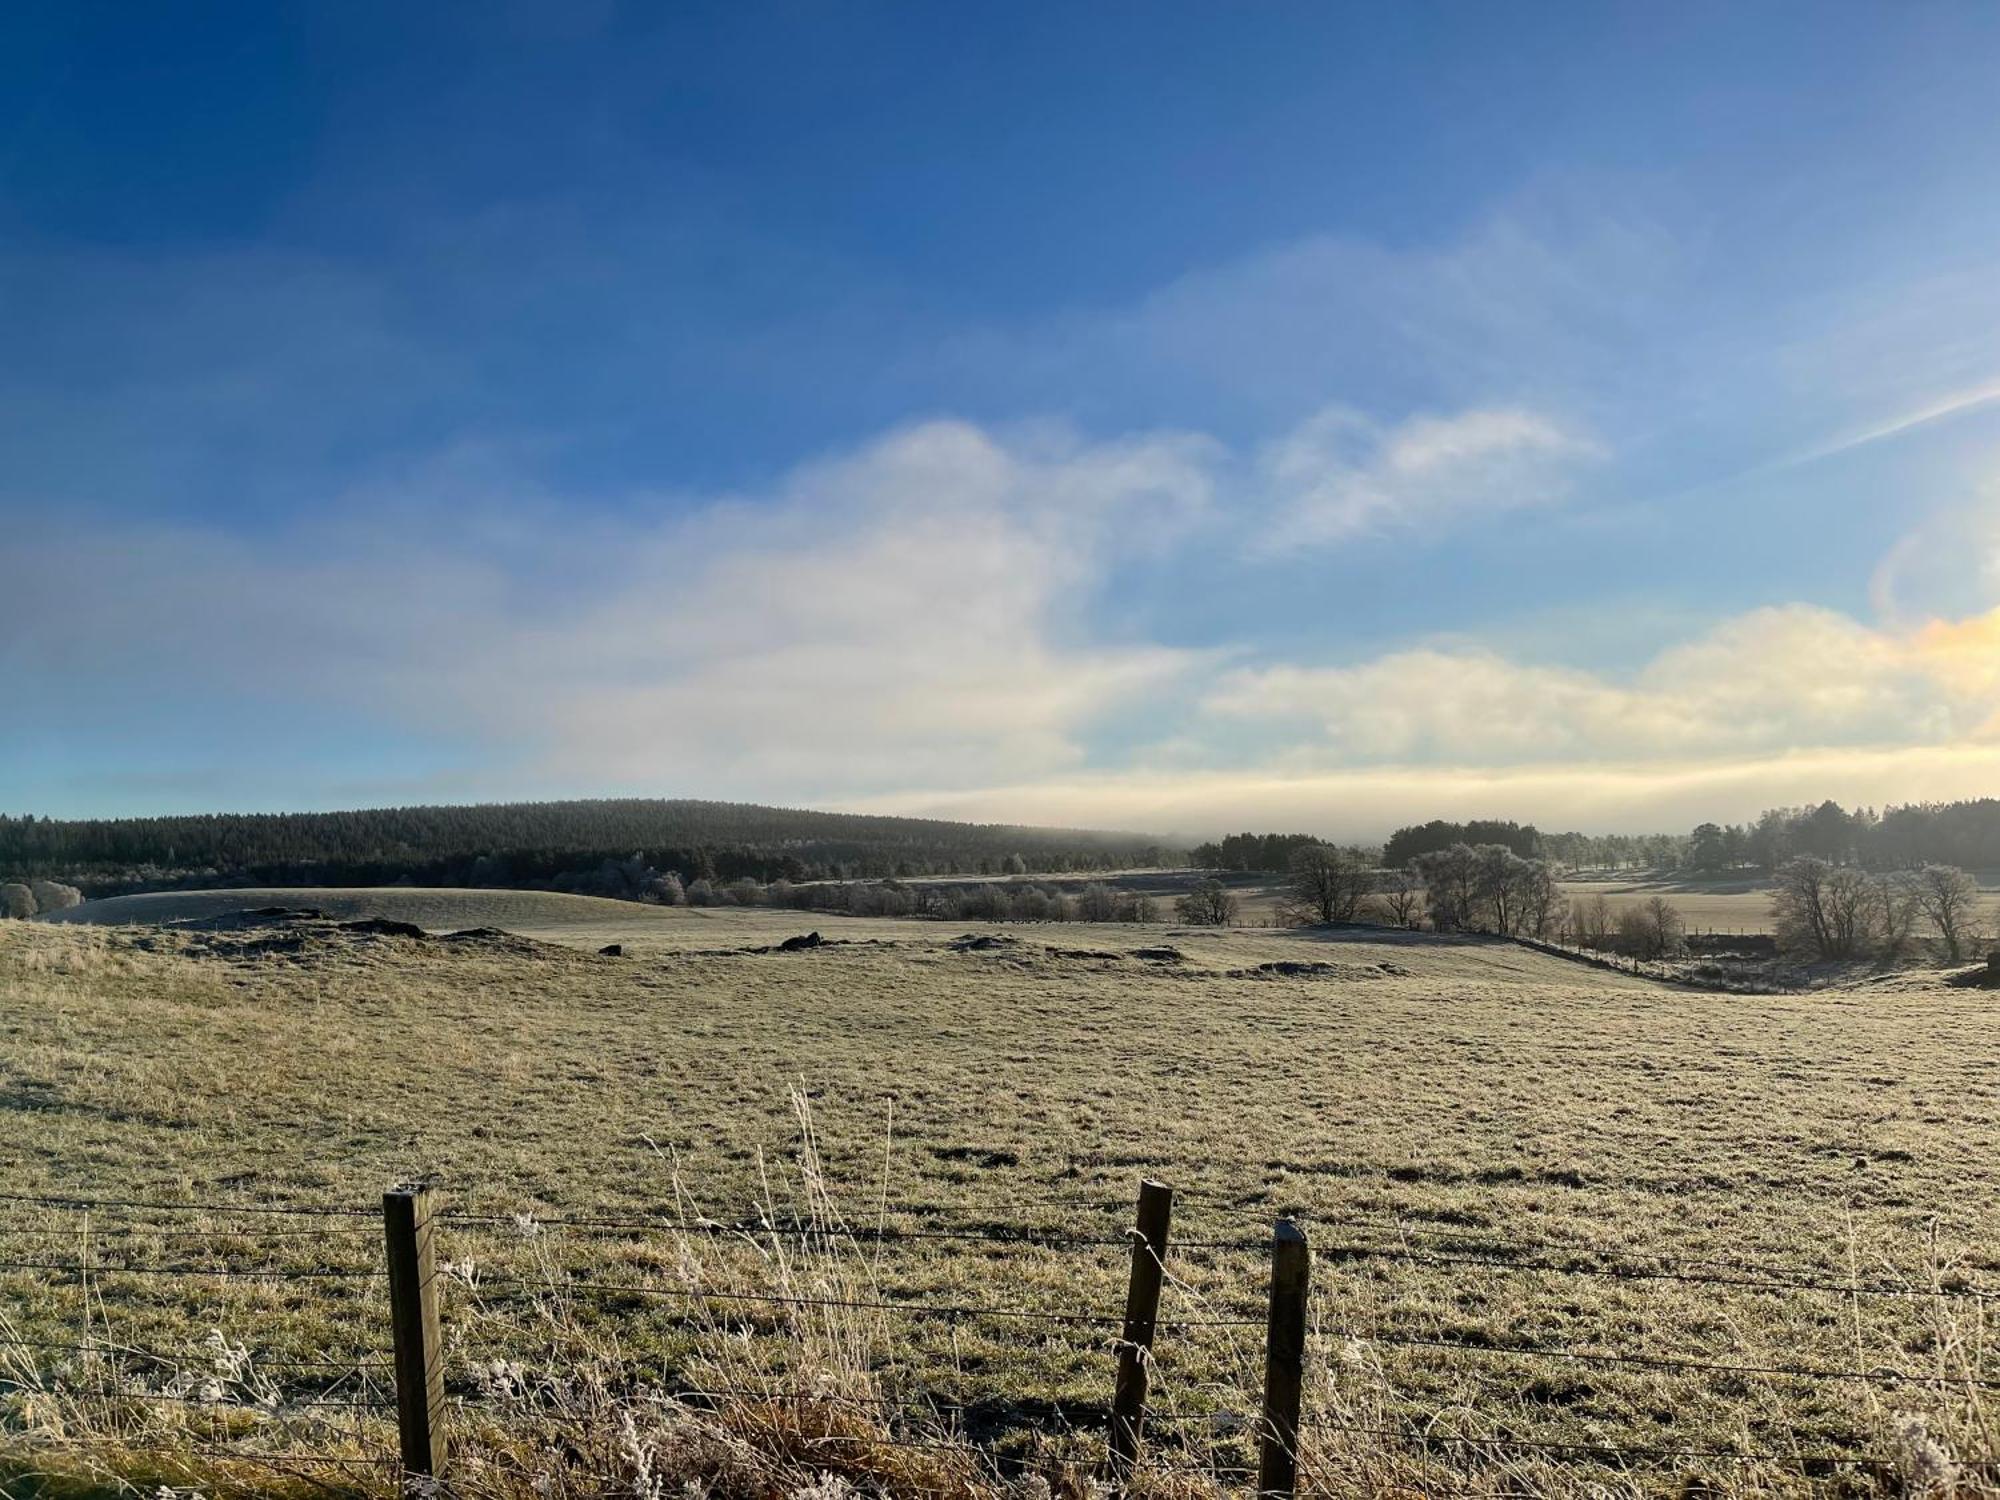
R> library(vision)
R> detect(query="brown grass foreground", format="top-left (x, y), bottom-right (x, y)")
top-left (2, 905), bottom-right (1998, 1497)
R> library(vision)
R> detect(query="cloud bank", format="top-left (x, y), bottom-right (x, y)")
top-left (6, 403), bottom-right (1996, 835)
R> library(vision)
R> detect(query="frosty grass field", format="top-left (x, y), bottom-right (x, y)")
top-left (4, 891), bottom-right (1996, 1497)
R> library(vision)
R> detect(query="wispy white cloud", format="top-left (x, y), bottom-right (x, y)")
top-left (1790, 378), bottom-right (2000, 465)
top-left (3, 420), bottom-right (1219, 801)
top-left (1256, 404), bottom-right (1597, 548)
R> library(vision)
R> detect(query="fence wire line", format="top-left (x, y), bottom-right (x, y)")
top-left (432, 1209), bottom-right (1995, 1303)
top-left (439, 1213), bottom-right (1992, 1303)
top-left (458, 1272), bottom-right (1999, 1390)
top-left (0, 1335), bottom-right (391, 1372)
top-left (0, 1222), bottom-right (384, 1242)
top-left (5, 1237), bottom-right (1981, 1309)
top-left (0, 1258), bottom-right (383, 1282)
top-left (0, 1191), bottom-right (375, 1220)
top-left (1302, 1419), bottom-right (1904, 1469)
top-left (15, 1188), bottom-right (1992, 1301)
top-left (46, 1389), bottom-right (393, 1413)
top-left (469, 1274), bottom-right (1147, 1328)
top-left (11, 1440), bottom-right (398, 1470)
top-left (437, 1204), bottom-right (1996, 1300)
top-left (441, 1210), bottom-right (1139, 1249)
top-left (1313, 1240), bottom-right (1996, 1303)
top-left (1336, 1327), bottom-right (2000, 1390)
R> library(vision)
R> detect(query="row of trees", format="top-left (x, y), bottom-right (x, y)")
top-left (1172, 842), bottom-right (1566, 938)
top-left (1186, 832), bottom-right (1324, 873)
top-left (1771, 858), bottom-right (1986, 961)
top-left (1538, 800), bottom-right (2000, 876)
top-left (1381, 820), bottom-right (1544, 868)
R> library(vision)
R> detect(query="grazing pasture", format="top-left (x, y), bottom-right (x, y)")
top-left (3, 904), bottom-right (1997, 1497)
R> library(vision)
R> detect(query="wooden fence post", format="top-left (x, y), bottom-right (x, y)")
top-left (1109, 1179), bottom-right (1174, 1481)
top-left (1258, 1219), bottom-right (1310, 1499)
top-left (384, 1185), bottom-right (447, 1481)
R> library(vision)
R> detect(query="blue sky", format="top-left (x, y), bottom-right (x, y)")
top-left (5, 2), bottom-right (2000, 835)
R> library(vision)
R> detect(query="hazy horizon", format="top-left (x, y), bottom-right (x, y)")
top-left (6, 5), bottom-right (1998, 831)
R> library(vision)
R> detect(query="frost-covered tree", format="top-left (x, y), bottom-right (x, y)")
top-left (28, 880), bottom-right (81, 913)
top-left (1617, 896), bottom-right (1685, 958)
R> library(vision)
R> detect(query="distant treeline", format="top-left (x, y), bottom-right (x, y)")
top-left (1187, 832), bottom-right (1325, 872)
top-left (1192, 822), bottom-right (1544, 872)
top-left (1201, 800), bottom-right (2000, 880)
top-left (1541, 800), bottom-right (2000, 874)
top-left (0, 799), bottom-right (1176, 896)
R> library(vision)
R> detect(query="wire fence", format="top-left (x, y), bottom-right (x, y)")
top-left (3, 1182), bottom-right (1995, 1493)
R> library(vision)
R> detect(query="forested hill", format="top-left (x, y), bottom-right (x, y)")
top-left (0, 799), bottom-right (1177, 894)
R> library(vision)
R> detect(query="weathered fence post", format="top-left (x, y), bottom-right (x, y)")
top-left (384, 1184), bottom-right (447, 1481)
top-left (1258, 1219), bottom-right (1310, 1499)
top-left (1108, 1179), bottom-right (1174, 1481)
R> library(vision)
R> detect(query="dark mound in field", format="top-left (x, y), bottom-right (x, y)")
top-left (949, 933), bottom-right (1017, 952)
top-left (1129, 946), bottom-right (1184, 962)
top-left (176, 906), bottom-right (329, 931)
top-left (1228, 959), bottom-right (1401, 981)
top-left (338, 917), bottom-right (428, 939)
top-left (778, 931), bottom-right (823, 951)
top-left (1946, 957), bottom-right (2000, 989)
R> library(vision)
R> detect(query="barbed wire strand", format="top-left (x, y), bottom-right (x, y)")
top-left (0, 1335), bottom-right (391, 1372)
top-left (16, 1441), bottom-right (398, 1470)
top-left (0, 1191), bottom-right (374, 1219)
top-left (1304, 1419), bottom-right (1902, 1469)
top-left (1335, 1327), bottom-right (2000, 1390)
top-left (0, 1258), bottom-right (383, 1282)
top-left (60, 1390), bottom-right (391, 1412)
top-left (0, 1222), bottom-right (384, 1242)
top-left (13, 1189), bottom-right (1989, 1299)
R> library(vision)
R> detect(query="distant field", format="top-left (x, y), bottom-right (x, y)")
top-left (1564, 875), bottom-right (2000, 937)
top-left (48, 870), bottom-right (2000, 944)
top-left (4, 906), bottom-right (1997, 1495)
top-left (1562, 878), bottom-right (1781, 933)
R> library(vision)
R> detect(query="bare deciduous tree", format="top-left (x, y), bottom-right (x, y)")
top-left (1520, 860), bottom-right (1563, 938)
top-left (1571, 893), bottom-right (1616, 948)
top-left (1907, 863), bottom-right (1983, 962)
top-left (0, 883), bottom-right (35, 920)
top-left (1286, 844), bottom-right (1372, 926)
top-left (1076, 882), bottom-right (1119, 923)
top-left (1412, 845), bottom-right (1480, 931)
top-left (1375, 872), bottom-right (1422, 929)
top-left (1772, 857), bottom-right (1880, 959)
top-left (1617, 895), bottom-right (1685, 958)
top-left (1175, 878), bottom-right (1239, 926)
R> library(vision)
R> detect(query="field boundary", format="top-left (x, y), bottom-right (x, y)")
top-left (6, 1184), bottom-right (1998, 1495)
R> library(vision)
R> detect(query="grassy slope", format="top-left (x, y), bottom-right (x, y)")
top-left (2, 913), bottom-right (1994, 1494)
